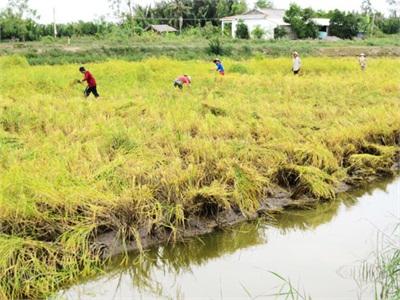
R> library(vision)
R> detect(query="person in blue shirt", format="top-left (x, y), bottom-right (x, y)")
top-left (213, 58), bottom-right (225, 76)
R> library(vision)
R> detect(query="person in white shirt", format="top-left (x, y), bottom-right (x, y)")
top-left (292, 51), bottom-right (301, 75)
top-left (359, 53), bottom-right (367, 71)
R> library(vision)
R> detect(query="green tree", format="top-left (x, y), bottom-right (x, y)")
top-left (232, 0), bottom-right (248, 15)
top-left (132, 4), bottom-right (153, 28)
top-left (361, 0), bottom-right (373, 16)
top-left (108, 0), bottom-right (135, 22)
top-left (167, 0), bottom-right (191, 29)
top-left (6, 0), bottom-right (37, 19)
top-left (378, 16), bottom-right (400, 33)
top-left (284, 4), bottom-right (318, 39)
top-left (129, 0), bottom-right (249, 30)
top-left (192, 0), bottom-right (213, 26)
top-left (329, 10), bottom-right (359, 39)
top-left (255, 0), bottom-right (273, 9)
top-left (302, 7), bottom-right (318, 38)
top-left (387, 0), bottom-right (400, 17)
top-left (235, 20), bottom-right (249, 39)
top-left (0, 0), bottom-right (39, 41)
top-left (217, 0), bottom-right (248, 18)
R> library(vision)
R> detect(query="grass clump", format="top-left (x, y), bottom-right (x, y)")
top-left (276, 165), bottom-right (337, 200)
top-left (355, 222), bottom-right (400, 299)
top-left (0, 227), bottom-right (101, 300)
top-left (347, 144), bottom-right (398, 178)
top-left (0, 57), bottom-right (399, 298)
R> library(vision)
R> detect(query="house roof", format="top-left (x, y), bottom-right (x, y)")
top-left (311, 18), bottom-right (331, 26)
top-left (254, 9), bottom-right (286, 19)
top-left (221, 8), bottom-right (289, 25)
top-left (147, 24), bottom-right (177, 33)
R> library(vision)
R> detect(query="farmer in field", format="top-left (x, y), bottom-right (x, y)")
top-left (78, 67), bottom-right (99, 98)
top-left (213, 58), bottom-right (225, 76)
top-left (292, 51), bottom-right (301, 75)
top-left (174, 75), bottom-right (191, 90)
top-left (359, 53), bottom-right (367, 71)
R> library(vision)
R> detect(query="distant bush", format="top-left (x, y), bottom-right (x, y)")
top-left (202, 22), bottom-right (221, 39)
top-left (252, 26), bottom-right (266, 39)
top-left (239, 45), bottom-right (253, 56)
top-left (379, 17), bottom-right (400, 34)
top-left (40, 36), bottom-right (56, 44)
top-left (274, 26), bottom-right (287, 39)
top-left (183, 27), bottom-right (203, 37)
top-left (208, 38), bottom-right (224, 55)
top-left (236, 20), bottom-right (250, 39)
top-left (371, 29), bottom-right (387, 38)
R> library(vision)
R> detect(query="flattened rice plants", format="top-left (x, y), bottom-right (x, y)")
top-left (0, 56), bottom-right (399, 299)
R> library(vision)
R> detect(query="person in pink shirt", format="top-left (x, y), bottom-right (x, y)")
top-left (174, 75), bottom-right (191, 90)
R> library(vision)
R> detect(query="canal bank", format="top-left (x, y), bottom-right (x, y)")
top-left (61, 177), bottom-right (400, 299)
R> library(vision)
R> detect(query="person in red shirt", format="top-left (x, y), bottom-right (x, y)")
top-left (174, 75), bottom-right (191, 90)
top-left (79, 67), bottom-right (99, 98)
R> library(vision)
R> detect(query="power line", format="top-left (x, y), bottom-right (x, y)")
top-left (132, 17), bottom-right (222, 21)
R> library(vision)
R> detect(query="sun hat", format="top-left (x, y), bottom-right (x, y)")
top-left (360, 53), bottom-right (365, 56)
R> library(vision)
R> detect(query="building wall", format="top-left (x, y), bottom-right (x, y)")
top-left (231, 19), bottom-right (278, 39)
top-left (282, 25), bottom-right (296, 39)
top-left (318, 26), bottom-right (329, 39)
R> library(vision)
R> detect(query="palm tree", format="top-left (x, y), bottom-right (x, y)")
top-left (134, 4), bottom-right (152, 28)
top-left (168, 0), bottom-right (191, 29)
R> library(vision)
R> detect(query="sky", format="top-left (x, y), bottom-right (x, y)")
top-left (0, 0), bottom-right (392, 24)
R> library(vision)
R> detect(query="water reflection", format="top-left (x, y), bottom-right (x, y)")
top-left (274, 179), bottom-right (396, 233)
top-left (101, 222), bottom-right (266, 299)
top-left (62, 177), bottom-right (399, 300)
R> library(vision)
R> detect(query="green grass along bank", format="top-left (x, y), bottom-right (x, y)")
top-left (1, 35), bottom-right (400, 65)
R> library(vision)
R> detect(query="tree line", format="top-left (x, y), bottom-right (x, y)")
top-left (0, 0), bottom-right (399, 42)
top-left (281, 3), bottom-right (400, 40)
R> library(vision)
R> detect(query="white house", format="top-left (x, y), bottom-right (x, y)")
top-left (221, 9), bottom-right (330, 40)
top-left (221, 9), bottom-right (289, 39)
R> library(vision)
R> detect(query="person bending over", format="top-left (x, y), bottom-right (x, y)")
top-left (79, 67), bottom-right (99, 98)
top-left (174, 75), bottom-right (192, 90)
top-left (213, 58), bottom-right (225, 76)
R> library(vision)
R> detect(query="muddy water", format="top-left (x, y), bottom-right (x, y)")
top-left (61, 178), bottom-right (400, 300)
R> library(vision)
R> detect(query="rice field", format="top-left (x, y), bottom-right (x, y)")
top-left (0, 56), bottom-right (399, 299)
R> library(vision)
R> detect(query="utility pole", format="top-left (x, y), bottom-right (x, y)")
top-left (179, 16), bottom-right (183, 34)
top-left (53, 7), bottom-right (58, 38)
top-left (370, 12), bottom-right (376, 37)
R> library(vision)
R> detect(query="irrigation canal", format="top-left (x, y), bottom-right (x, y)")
top-left (60, 177), bottom-right (400, 299)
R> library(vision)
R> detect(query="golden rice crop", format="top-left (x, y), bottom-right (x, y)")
top-left (0, 56), bottom-right (399, 299)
